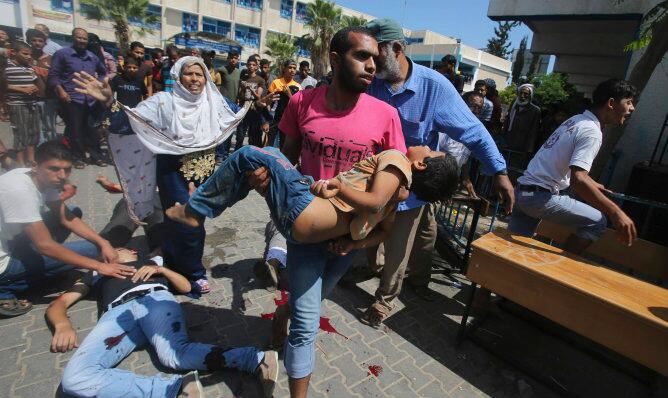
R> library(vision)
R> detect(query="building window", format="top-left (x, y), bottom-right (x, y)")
top-left (51, 0), bottom-right (73, 13)
top-left (214, 0), bottom-right (231, 3)
top-left (203, 17), bottom-right (231, 38)
top-left (406, 37), bottom-right (424, 45)
top-left (182, 12), bottom-right (199, 32)
top-left (280, 0), bottom-right (293, 19)
top-left (296, 2), bottom-right (309, 24)
top-left (235, 24), bottom-right (260, 48)
top-left (237, 0), bottom-right (262, 11)
top-left (129, 4), bottom-right (161, 29)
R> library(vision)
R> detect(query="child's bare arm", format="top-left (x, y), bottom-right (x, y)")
top-left (311, 167), bottom-right (404, 213)
top-left (46, 283), bottom-right (89, 352)
top-left (132, 265), bottom-right (192, 294)
top-left (329, 211), bottom-right (396, 255)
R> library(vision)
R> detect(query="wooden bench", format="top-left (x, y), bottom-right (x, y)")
top-left (460, 223), bottom-right (668, 378)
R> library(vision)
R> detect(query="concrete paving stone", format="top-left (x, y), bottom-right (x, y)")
top-left (310, 354), bottom-right (342, 386)
top-left (383, 376), bottom-right (420, 398)
top-left (351, 377), bottom-right (388, 398)
top-left (316, 374), bottom-right (363, 398)
top-left (11, 377), bottom-right (59, 398)
top-left (14, 351), bottom-right (61, 387)
top-left (391, 357), bottom-right (435, 390)
top-left (0, 346), bottom-right (25, 379)
top-left (369, 335), bottom-right (409, 366)
top-left (448, 380), bottom-right (486, 398)
top-left (421, 359), bottom-right (465, 390)
top-left (0, 320), bottom-right (30, 350)
top-left (361, 355), bottom-right (404, 391)
top-left (22, 328), bottom-right (57, 358)
top-left (329, 351), bottom-right (369, 387)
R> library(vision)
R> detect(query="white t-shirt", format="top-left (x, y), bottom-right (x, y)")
top-left (438, 133), bottom-right (471, 168)
top-left (0, 169), bottom-right (59, 273)
top-left (518, 110), bottom-right (602, 193)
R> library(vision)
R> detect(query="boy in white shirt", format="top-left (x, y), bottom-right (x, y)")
top-left (509, 78), bottom-right (638, 253)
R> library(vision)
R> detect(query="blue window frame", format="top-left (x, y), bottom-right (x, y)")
top-left (182, 12), bottom-right (198, 32)
top-left (215, 0), bottom-right (231, 3)
top-left (129, 4), bottom-right (161, 29)
top-left (203, 17), bottom-right (231, 38)
top-left (406, 37), bottom-right (424, 45)
top-left (235, 24), bottom-right (260, 48)
top-left (280, 0), bottom-right (293, 19)
top-left (237, 0), bottom-right (262, 11)
top-left (51, 0), bottom-right (73, 13)
top-left (296, 2), bottom-right (309, 24)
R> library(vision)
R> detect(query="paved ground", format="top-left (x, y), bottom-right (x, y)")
top-left (0, 122), bottom-right (655, 397)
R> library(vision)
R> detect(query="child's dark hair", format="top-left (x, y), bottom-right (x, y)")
top-left (410, 154), bottom-right (459, 202)
top-left (124, 56), bottom-right (139, 67)
top-left (35, 141), bottom-right (73, 164)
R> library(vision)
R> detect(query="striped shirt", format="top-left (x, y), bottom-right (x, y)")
top-left (4, 60), bottom-right (39, 105)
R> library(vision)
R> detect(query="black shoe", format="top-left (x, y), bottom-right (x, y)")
top-left (73, 160), bottom-right (86, 169)
top-left (408, 284), bottom-right (437, 302)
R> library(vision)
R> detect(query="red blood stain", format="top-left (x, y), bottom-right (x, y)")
top-left (104, 332), bottom-right (127, 350)
top-left (367, 365), bottom-right (383, 377)
top-left (319, 317), bottom-right (349, 339)
top-left (261, 313), bottom-right (275, 320)
top-left (274, 290), bottom-right (288, 306)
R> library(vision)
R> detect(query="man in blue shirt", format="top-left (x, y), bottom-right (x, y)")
top-left (48, 28), bottom-right (107, 168)
top-left (359, 18), bottom-right (514, 327)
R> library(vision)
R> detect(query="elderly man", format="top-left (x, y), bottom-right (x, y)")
top-left (359, 18), bottom-right (514, 327)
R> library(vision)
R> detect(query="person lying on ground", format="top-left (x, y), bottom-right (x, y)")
top-left (166, 144), bottom-right (459, 255)
top-left (0, 141), bottom-right (132, 318)
top-left (47, 248), bottom-right (279, 398)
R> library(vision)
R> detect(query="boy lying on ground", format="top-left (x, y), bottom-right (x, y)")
top-left (166, 144), bottom-right (459, 254)
top-left (46, 248), bottom-right (278, 398)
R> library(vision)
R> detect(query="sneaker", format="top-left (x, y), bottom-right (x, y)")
top-left (256, 350), bottom-right (278, 398)
top-left (254, 260), bottom-right (279, 290)
top-left (177, 370), bottom-right (204, 398)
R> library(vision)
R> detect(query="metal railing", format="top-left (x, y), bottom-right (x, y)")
top-left (435, 195), bottom-right (484, 274)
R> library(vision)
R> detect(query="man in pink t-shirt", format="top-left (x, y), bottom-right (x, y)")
top-left (251, 26), bottom-right (405, 397)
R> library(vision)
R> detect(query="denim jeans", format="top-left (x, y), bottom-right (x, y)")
top-left (284, 241), bottom-right (355, 378)
top-left (189, 146), bottom-right (314, 242)
top-left (156, 154), bottom-right (207, 287)
top-left (0, 207), bottom-right (99, 300)
top-left (508, 187), bottom-right (607, 241)
top-left (62, 290), bottom-right (263, 398)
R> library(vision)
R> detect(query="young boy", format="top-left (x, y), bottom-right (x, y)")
top-left (167, 144), bottom-right (459, 252)
top-left (48, 248), bottom-right (279, 398)
top-left (110, 56), bottom-right (147, 108)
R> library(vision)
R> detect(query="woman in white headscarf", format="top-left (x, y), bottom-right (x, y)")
top-left (74, 56), bottom-right (275, 295)
top-left (503, 83), bottom-right (542, 154)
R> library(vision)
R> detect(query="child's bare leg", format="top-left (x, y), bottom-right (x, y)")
top-left (166, 202), bottom-right (203, 228)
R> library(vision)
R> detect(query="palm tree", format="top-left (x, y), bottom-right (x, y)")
top-left (264, 33), bottom-right (298, 75)
top-left (304, 0), bottom-right (342, 78)
top-left (340, 15), bottom-right (368, 28)
top-left (79, 0), bottom-right (160, 54)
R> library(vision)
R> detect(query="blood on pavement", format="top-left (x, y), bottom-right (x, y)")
top-left (367, 364), bottom-right (383, 377)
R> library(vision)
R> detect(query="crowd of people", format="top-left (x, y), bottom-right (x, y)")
top-left (0, 16), bottom-right (639, 398)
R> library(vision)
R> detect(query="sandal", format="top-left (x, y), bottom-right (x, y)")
top-left (358, 301), bottom-right (391, 329)
top-left (195, 278), bottom-right (211, 294)
top-left (0, 298), bottom-right (33, 318)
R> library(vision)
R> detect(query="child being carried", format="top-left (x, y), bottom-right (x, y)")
top-left (166, 145), bottom-right (459, 253)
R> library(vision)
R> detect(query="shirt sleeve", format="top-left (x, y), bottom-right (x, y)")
top-left (0, 188), bottom-right (43, 224)
top-left (382, 108), bottom-right (407, 154)
top-left (47, 50), bottom-right (65, 88)
top-left (278, 91), bottom-right (302, 140)
top-left (375, 150), bottom-right (412, 187)
top-left (570, 126), bottom-right (602, 171)
top-left (432, 82), bottom-right (506, 175)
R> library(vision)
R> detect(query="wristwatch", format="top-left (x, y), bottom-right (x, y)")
top-left (495, 168), bottom-right (508, 176)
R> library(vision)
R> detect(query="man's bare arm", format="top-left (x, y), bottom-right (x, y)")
top-left (46, 284), bottom-right (89, 352)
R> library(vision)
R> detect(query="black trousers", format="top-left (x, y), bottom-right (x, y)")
top-left (62, 101), bottom-right (102, 161)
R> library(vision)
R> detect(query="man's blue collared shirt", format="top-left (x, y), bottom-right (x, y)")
top-left (367, 59), bottom-right (506, 211)
top-left (48, 47), bottom-right (107, 106)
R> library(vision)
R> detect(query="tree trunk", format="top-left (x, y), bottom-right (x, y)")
top-left (590, 14), bottom-right (668, 181)
top-left (115, 21), bottom-right (131, 55)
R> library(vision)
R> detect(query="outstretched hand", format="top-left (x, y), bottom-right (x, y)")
top-left (72, 71), bottom-right (113, 104)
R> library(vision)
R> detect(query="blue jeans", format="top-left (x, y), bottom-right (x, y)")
top-left (156, 154), bottom-right (207, 287)
top-left (62, 290), bottom-right (263, 398)
top-left (0, 207), bottom-right (99, 300)
top-left (508, 187), bottom-right (607, 241)
top-left (189, 146), bottom-right (314, 242)
top-left (284, 241), bottom-right (355, 378)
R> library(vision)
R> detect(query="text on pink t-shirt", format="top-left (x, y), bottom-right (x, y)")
top-left (278, 85), bottom-right (406, 180)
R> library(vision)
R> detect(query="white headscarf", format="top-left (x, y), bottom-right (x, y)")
top-left (507, 83), bottom-right (534, 131)
top-left (124, 56), bottom-right (249, 155)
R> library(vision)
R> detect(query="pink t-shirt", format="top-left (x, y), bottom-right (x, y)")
top-left (278, 85), bottom-right (406, 180)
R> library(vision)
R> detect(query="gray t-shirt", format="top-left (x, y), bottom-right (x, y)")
top-left (219, 66), bottom-right (241, 102)
top-left (518, 110), bottom-right (602, 193)
top-left (0, 168), bottom-right (59, 273)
